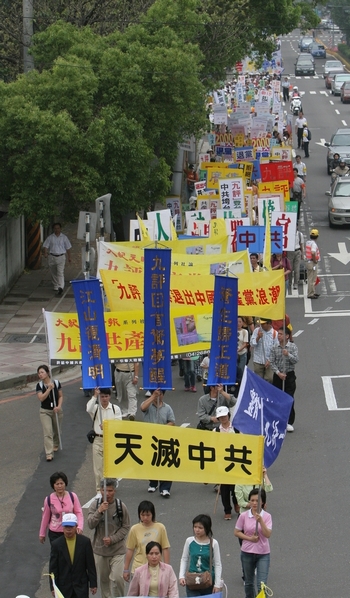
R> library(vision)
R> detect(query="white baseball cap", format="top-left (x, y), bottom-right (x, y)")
top-left (216, 406), bottom-right (229, 418)
top-left (62, 513), bottom-right (78, 526)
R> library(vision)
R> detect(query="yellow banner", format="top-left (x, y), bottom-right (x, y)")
top-left (258, 180), bottom-right (290, 202)
top-left (101, 270), bottom-right (285, 317)
top-left (99, 247), bottom-right (251, 276)
top-left (103, 420), bottom-right (264, 485)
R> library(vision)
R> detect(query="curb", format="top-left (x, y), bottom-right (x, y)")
top-left (0, 365), bottom-right (80, 392)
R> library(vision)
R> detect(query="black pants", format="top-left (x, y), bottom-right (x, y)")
top-left (283, 87), bottom-right (289, 101)
top-left (220, 484), bottom-right (238, 515)
top-left (303, 140), bottom-right (309, 157)
top-left (297, 128), bottom-right (303, 149)
top-left (273, 371), bottom-right (296, 424)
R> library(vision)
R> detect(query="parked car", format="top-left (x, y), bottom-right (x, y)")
top-left (309, 42), bottom-right (326, 58)
top-left (323, 59), bottom-right (344, 78)
top-left (325, 71), bottom-right (339, 89)
top-left (332, 73), bottom-right (350, 95)
top-left (295, 55), bottom-right (315, 76)
top-left (299, 36), bottom-right (313, 52)
top-left (326, 177), bottom-right (350, 227)
top-left (340, 82), bottom-right (350, 103)
top-left (325, 129), bottom-right (350, 174)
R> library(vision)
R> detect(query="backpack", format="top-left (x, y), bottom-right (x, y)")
top-left (96, 497), bottom-right (123, 524)
top-left (307, 129), bottom-right (312, 141)
top-left (47, 491), bottom-right (74, 509)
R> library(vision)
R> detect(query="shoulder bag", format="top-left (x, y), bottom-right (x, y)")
top-left (185, 538), bottom-right (213, 590)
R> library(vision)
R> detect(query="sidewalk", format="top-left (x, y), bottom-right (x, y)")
top-left (0, 222), bottom-right (84, 390)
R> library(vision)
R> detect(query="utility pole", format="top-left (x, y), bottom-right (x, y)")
top-left (23, 0), bottom-right (34, 72)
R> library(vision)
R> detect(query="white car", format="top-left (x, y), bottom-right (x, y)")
top-left (323, 59), bottom-right (344, 78)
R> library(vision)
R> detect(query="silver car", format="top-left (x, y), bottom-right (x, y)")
top-left (331, 73), bottom-right (350, 95)
top-left (323, 59), bottom-right (344, 78)
top-left (327, 177), bottom-right (350, 227)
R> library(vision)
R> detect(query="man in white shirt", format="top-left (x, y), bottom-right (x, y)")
top-left (87, 388), bottom-right (122, 494)
top-left (293, 155), bottom-right (307, 181)
top-left (295, 111), bottom-right (307, 150)
top-left (42, 222), bottom-right (72, 296)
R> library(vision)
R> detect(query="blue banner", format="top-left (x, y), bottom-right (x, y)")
top-left (143, 248), bottom-right (172, 390)
top-left (72, 278), bottom-right (112, 389)
top-left (232, 368), bottom-right (293, 467)
top-left (236, 225), bottom-right (283, 254)
top-left (207, 276), bottom-right (238, 386)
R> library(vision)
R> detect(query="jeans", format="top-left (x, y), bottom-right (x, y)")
top-left (183, 360), bottom-right (195, 388)
top-left (238, 353), bottom-right (247, 371)
top-left (186, 586), bottom-right (214, 597)
top-left (241, 551), bottom-right (270, 598)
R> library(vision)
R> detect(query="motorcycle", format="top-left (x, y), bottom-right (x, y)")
top-left (290, 96), bottom-right (302, 115)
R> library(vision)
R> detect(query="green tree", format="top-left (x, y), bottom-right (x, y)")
top-left (0, 1), bottom-right (207, 225)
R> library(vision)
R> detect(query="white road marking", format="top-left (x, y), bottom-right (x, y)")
top-left (292, 330), bottom-right (304, 337)
top-left (320, 91), bottom-right (328, 95)
top-left (335, 109), bottom-right (340, 115)
top-left (308, 318), bottom-right (319, 325)
top-left (322, 376), bottom-right (350, 411)
top-left (330, 100), bottom-right (334, 105)
top-left (335, 296), bottom-right (345, 302)
top-left (310, 91), bottom-right (317, 94)
top-left (342, 120), bottom-right (348, 126)
top-left (323, 306), bottom-right (333, 312)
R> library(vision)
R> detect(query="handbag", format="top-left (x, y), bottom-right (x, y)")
top-left (87, 429), bottom-right (96, 444)
top-left (197, 401), bottom-right (217, 430)
top-left (87, 405), bottom-right (98, 443)
top-left (185, 538), bottom-right (213, 591)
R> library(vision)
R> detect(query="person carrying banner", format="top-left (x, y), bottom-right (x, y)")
top-left (305, 229), bottom-right (320, 299)
top-left (86, 388), bottom-right (122, 494)
top-left (250, 320), bottom-right (279, 383)
top-left (88, 478), bottom-right (130, 598)
top-left (36, 365), bottom-right (63, 462)
top-left (270, 327), bottom-right (299, 432)
top-left (114, 361), bottom-right (140, 420)
top-left (234, 488), bottom-right (272, 598)
top-left (197, 384), bottom-right (237, 431)
top-left (234, 469), bottom-right (273, 514)
top-left (141, 389), bottom-right (175, 498)
top-left (213, 406), bottom-right (239, 520)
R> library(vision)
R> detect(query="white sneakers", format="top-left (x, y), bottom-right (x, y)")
top-left (287, 424), bottom-right (294, 432)
top-left (148, 486), bottom-right (157, 492)
top-left (160, 490), bottom-right (170, 498)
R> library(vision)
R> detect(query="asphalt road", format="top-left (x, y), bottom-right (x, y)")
top-left (1, 29), bottom-right (350, 598)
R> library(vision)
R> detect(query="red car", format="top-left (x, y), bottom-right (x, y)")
top-left (341, 82), bottom-right (350, 103)
top-left (325, 72), bottom-right (337, 89)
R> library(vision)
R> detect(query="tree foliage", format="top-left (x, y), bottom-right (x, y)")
top-left (0, 0), bottom-right (207, 224)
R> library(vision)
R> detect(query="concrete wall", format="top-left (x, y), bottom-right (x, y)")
top-left (0, 215), bottom-right (25, 302)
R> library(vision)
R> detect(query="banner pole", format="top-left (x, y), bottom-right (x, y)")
top-left (42, 308), bottom-right (62, 450)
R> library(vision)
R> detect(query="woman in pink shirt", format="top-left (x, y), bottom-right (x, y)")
top-left (234, 488), bottom-right (272, 598)
top-left (39, 471), bottom-right (84, 545)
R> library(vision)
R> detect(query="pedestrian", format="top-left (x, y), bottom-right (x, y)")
top-left (250, 319), bottom-right (279, 383)
top-left (270, 327), bottom-right (299, 432)
top-left (270, 252), bottom-right (292, 294)
top-left (123, 500), bottom-right (170, 583)
top-left (291, 168), bottom-right (306, 221)
top-left (42, 222), bottom-right (72, 296)
top-left (295, 110), bottom-right (307, 150)
top-left (287, 227), bottom-right (304, 290)
top-left (86, 388), bottom-right (122, 495)
top-left (88, 478), bottom-right (131, 598)
top-left (36, 365), bottom-right (63, 462)
top-left (182, 356), bottom-right (197, 392)
top-left (141, 389), bottom-right (175, 498)
top-left (49, 513), bottom-right (97, 598)
top-left (179, 514), bottom-right (222, 596)
top-left (183, 164), bottom-right (199, 201)
top-left (234, 469), bottom-right (273, 514)
top-left (237, 317), bottom-right (249, 371)
top-left (305, 228), bottom-right (320, 299)
top-left (199, 353), bottom-right (210, 395)
top-left (234, 488), bottom-right (272, 598)
top-left (281, 76), bottom-right (290, 102)
top-left (197, 384), bottom-right (236, 430)
top-left (39, 472), bottom-right (84, 545)
top-left (128, 542), bottom-right (179, 598)
top-left (293, 155), bottom-right (307, 181)
top-left (213, 406), bottom-right (239, 520)
top-left (114, 361), bottom-right (139, 420)
top-left (250, 252), bottom-right (263, 272)
top-left (302, 122), bottom-right (311, 158)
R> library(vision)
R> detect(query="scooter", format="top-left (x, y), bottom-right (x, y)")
top-left (290, 96), bottom-right (302, 115)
